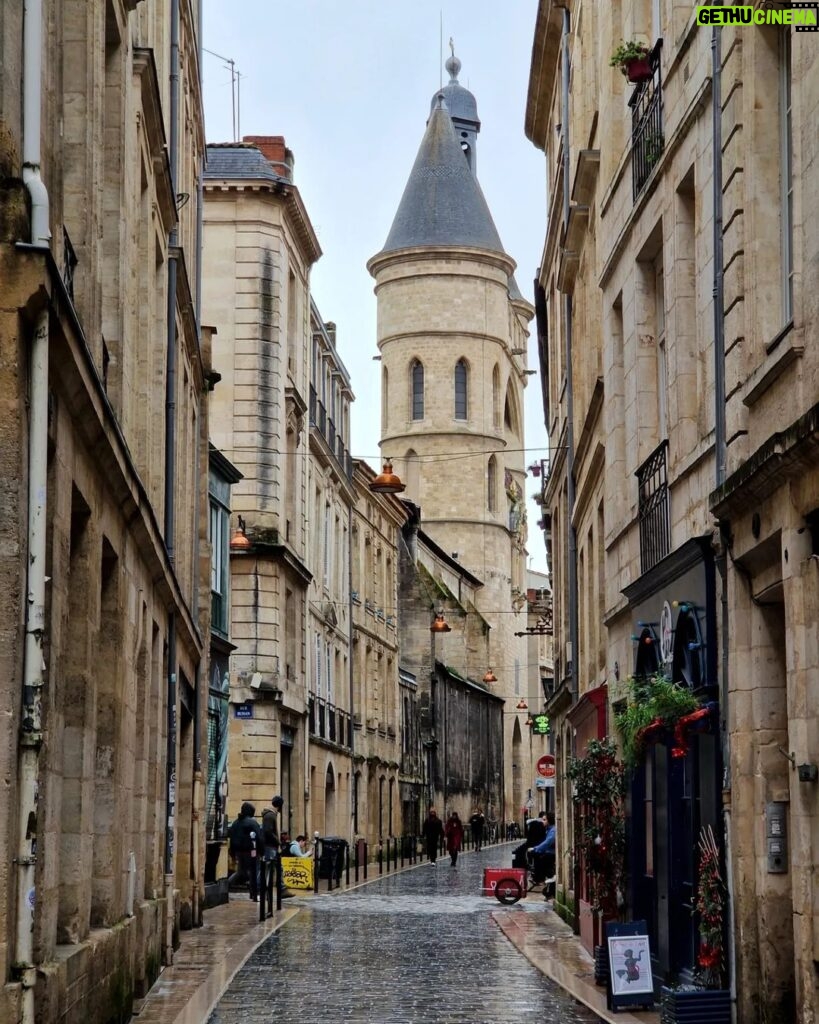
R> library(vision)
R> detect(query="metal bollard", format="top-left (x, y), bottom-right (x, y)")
top-left (313, 832), bottom-right (320, 894)
top-left (364, 840), bottom-right (368, 879)
top-left (378, 839), bottom-right (383, 875)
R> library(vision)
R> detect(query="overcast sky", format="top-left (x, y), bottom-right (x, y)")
top-left (201, 0), bottom-right (548, 572)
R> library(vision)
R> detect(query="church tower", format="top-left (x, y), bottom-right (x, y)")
top-left (368, 53), bottom-right (535, 817)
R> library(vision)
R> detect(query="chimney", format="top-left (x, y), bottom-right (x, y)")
top-left (325, 321), bottom-right (337, 345)
top-left (242, 135), bottom-right (295, 181)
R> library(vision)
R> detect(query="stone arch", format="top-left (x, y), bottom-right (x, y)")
top-left (324, 761), bottom-right (337, 835)
top-left (487, 455), bottom-right (498, 512)
top-left (504, 380), bottom-right (521, 439)
top-left (381, 365), bottom-right (388, 433)
top-left (492, 364), bottom-right (501, 429)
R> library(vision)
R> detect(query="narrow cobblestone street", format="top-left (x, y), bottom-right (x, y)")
top-left (208, 848), bottom-right (600, 1024)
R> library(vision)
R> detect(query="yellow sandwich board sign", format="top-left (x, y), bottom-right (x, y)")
top-left (281, 856), bottom-right (314, 890)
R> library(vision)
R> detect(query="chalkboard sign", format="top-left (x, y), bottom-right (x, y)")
top-left (605, 920), bottom-right (655, 1012)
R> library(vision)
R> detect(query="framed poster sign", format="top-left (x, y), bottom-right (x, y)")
top-left (605, 920), bottom-right (655, 1012)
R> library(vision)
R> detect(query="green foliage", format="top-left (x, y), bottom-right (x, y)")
top-left (567, 738), bottom-right (626, 914)
top-left (609, 40), bottom-right (650, 71)
top-left (645, 133), bottom-right (665, 166)
top-left (615, 674), bottom-right (700, 769)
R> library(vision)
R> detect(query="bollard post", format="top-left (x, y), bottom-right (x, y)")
top-left (314, 832), bottom-right (320, 894)
top-left (364, 840), bottom-right (368, 879)
top-left (378, 839), bottom-right (383, 875)
top-left (400, 835), bottom-right (405, 868)
top-left (354, 838), bottom-right (359, 884)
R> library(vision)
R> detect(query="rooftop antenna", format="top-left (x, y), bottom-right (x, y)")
top-left (204, 47), bottom-right (240, 142)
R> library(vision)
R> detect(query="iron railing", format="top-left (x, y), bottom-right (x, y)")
top-left (310, 385), bottom-right (353, 479)
top-left (630, 41), bottom-right (664, 201)
top-left (62, 226), bottom-right (78, 301)
top-left (636, 439), bottom-right (670, 573)
top-left (308, 693), bottom-right (352, 748)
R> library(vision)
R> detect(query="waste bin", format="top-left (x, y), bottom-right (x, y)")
top-left (318, 837), bottom-right (348, 880)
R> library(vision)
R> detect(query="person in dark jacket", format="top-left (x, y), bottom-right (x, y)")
top-left (526, 811), bottom-right (547, 849)
top-left (421, 807), bottom-right (445, 865)
top-left (228, 801), bottom-right (262, 900)
top-left (468, 807), bottom-right (486, 852)
top-left (444, 812), bottom-right (465, 866)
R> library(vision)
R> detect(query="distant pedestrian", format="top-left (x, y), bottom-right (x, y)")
top-left (469, 807), bottom-right (486, 852)
top-left (228, 802), bottom-right (262, 901)
top-left (422, 807), bottom-right (445, 865)
top-left (445, 811), bottom-right (464, 866)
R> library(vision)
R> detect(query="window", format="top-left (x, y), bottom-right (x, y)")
top-left (315, 634), bottom-right (323, 696)
top-left (382, 366), bottom-right (388, 432)
top-left (492, 364), bottom-right (501, 429)
top-left (209, 499), bottom-right (229, 635)
top-left (411, 360), bottom-right (424, 420)
top-left (780, 31), bottom-right (793, 325)
top-left (655, 258), bottom-right (667, 440)
top-left (454, 359), bottom-right (468, 419)
top-left (323, 504), bottom-right (331, 588)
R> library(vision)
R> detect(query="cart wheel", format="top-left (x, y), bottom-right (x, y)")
top-left (494, 876), bottom-right (523, 905)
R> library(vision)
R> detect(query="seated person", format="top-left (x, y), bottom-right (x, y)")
top-left (287, 834), bottom-right (314, 858)
top-left (530, 811), bottom-right (556, 891)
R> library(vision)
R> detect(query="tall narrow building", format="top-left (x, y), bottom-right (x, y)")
top-left (368, 54), bottom-right (535, 822)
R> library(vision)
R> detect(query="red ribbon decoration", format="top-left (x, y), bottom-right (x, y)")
top-left (671, 704), bottom-right (716, 758)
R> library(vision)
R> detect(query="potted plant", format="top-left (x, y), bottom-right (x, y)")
top-left (610, 40), bottom-right (652, 84)
top-left (614, 673), bottom-right (699, 769)
top-left (661, 826), bottom-right (730, 1022)
top-left (644, 132), bottom-right (665, 168)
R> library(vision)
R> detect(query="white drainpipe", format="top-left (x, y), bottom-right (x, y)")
top-left (17, 2), bottom-right (51, 1023)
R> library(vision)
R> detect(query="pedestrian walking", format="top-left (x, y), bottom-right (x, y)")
top-left (421, 807), bottom-right (445, 864)
top-left (445, 811), bottom-right (464, 866)
top-left (227, 802), bottom-right (262, 901)
top-left (468, 807), bottom-right (485, 852)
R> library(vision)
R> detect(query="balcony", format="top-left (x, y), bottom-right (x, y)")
top-left (310, 385), bottom-right (353, 480)
top-left (630, 41), bottom-right (664, 201)
top-left (308, 693), bottom-right (352, 749)
top-left (636, 439), bottom-right (670, 574)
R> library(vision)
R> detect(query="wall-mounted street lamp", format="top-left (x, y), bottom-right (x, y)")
top-left (482, 668), bottom-right (498, 684)
top-left (230, 515), bottom-right (252, 551)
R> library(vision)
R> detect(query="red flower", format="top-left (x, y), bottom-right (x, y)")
top-left (698, 945), bottom-right (720, 969)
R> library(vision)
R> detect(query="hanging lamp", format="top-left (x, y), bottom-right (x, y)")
top-left (229, 515), bottom-right (252, 551)
top-left (430, 610), bottom-right (452, 633)
top-left (482, 668), bottom-right (498, 684)
top-left (516, 699), bottom-right (529, 711)
top-left (369, 459), bottom-right (406, 494)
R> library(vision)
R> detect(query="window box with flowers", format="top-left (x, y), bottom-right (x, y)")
top-left (610, 40), bottom-right (652, 83)
top-left (614, 673), bottom-right (705, 770)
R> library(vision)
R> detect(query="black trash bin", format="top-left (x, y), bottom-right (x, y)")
top-left (318, 837), bottom-right (348, 880)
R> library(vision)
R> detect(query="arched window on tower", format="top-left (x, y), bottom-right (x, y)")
top-left (410, 360), bottom-right (424, 420)
top-left (454, 359), bottom-right (468, 420)
top-left (492, 364), bottom-right (501, 429)
top-left (487, 455), bottom-right (497, 512)
top-left (382, 366), bottom-right (389, 433)
top-left (405, 449), bottom-right (420, 498)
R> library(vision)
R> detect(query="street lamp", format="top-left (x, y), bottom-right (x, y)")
top-left (229, 515), bottom-right (252, 551)
top-left (430, 610), bottom-right (452, 633)
top-left (369, 459), bottom-right (406, 494)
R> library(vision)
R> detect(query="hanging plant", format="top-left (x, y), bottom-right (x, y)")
top-left (609, 41), bottom-right (652, 83)
top-left (614, 674), bottom-right (699, 769)
top-left (567, 738), bottom-right (626, 914)
top-left (694, 825), bottom-right (726, 989)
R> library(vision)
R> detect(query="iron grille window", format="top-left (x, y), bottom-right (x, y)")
top-left (630, 42), bottom-right (664, 201)
top-left (636, 439), bottom-right (670, 573)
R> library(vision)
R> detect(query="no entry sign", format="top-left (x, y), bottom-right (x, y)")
top-left (536, 754), bottom-right (556, 779)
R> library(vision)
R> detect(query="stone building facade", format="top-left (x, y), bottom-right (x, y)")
top-left (307, 305), bottom-right (355, 839)
top-left (527, 1), bottom-right (818, 1017)
top-left (0, 1), bottom-right (210, 1021)
top-left (368, 54), bottom-right (534, 823)
top-left (350, 462), bottom-right (407, 845)
top-left (202, 136), bottom-right (320, 840)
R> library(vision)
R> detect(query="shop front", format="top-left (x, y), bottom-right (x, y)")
top-left (621, 537), bottom-right (722, 986)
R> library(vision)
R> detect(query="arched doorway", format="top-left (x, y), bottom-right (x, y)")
top-left (511, 716), bottom-right (523, 826)
top-left (324, 762), bottom-right (336, 836)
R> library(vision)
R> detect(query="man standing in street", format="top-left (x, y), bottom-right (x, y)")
top-left (227, 802), bottom-right (262, 901)
top-left (468, 807), bottom-right (485, 852)
top-left (260, 795), bottom-right (284, 908)
top-left (421, 807), bottom-right (445, 865)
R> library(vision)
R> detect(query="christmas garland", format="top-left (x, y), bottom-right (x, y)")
top-left (695, 825), bottom-right (725, 989)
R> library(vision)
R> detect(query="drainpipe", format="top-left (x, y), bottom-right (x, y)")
top-left (561, 6), bottom-right (578, 707)
top-left (163, 0), bottom-right (181, 964)
top-left (348, 506), bottom-right (356, 837)
top-left (559, 4), bottom-right (581, 939)
top-left (16, 3), bottom-right (50, 1023)
top-left (711, 25), bottom-right (736, 1019)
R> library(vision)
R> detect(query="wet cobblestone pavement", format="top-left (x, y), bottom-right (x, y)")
top-left (209, 847), bottom-right (601, 1024)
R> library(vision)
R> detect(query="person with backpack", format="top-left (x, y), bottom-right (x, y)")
top-left (227, 802), bottom-right (262, 901)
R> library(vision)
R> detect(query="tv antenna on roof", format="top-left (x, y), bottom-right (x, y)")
top-left (204, 47), bottom-right (243, 142)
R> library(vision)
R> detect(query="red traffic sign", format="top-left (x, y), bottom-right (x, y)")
top-left (536, 754), bottom-right (556, 779)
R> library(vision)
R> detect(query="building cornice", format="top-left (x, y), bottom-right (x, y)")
top-left (367, 244), bottom-right (515, 281)
top-left (524, 0), bottom-right (565, 150)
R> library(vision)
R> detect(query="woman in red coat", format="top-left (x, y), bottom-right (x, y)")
top-left (444, 812), bottom-right (465, 866)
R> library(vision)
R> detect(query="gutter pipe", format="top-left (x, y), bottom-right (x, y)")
top-left (561, 7), bottom-right (578, 707)
top-left (163, 0), bottom-right (180, 964)
top-left (711, 25), bottom-right (736, 1019)
top-left (16, 2), bottom-right (50, 1023)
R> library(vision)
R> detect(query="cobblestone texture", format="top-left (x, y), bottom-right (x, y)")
top-left (209, 850), bottom-right (600, 1024)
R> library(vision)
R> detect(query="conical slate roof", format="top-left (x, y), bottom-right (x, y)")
top-left (379, 99), bottom-right (507, 257)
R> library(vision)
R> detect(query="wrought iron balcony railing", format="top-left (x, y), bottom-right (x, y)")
top-left (308, 693), bottom-right (352, 748)
top-left (636, 439), bottom-right (670, 573)
top-left (630, 41), bottom-right (664, 201)
top-left (310, 385), bottom-right (353, 480)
